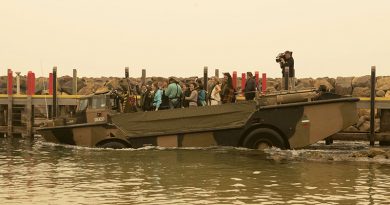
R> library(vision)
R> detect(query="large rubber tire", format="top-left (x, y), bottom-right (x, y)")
top-left (98, 141), bottom-right (127, 149)
top-left (243, 128), bottom-right (287, 150)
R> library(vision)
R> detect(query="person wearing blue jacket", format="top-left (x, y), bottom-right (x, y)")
top-left (165, 77), bottom-right (182, 109)
top-left (152, 83), bottom-right (163, 111)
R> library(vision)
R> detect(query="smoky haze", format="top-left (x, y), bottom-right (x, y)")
top-left (0, 0), bottom-right (389, 78)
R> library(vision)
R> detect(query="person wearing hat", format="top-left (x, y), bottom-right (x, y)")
top-left (279, 50), bottom-right (295, 90)
top-left (165, 77), bottom-right (183, 109)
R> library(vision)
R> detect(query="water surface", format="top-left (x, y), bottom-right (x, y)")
top-left (1, 138), bottom-right (390, 204)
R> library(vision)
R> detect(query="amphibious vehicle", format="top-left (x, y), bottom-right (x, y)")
top-left (37, 89), bottom-right (359, 150)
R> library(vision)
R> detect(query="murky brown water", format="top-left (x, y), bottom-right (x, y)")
top-left (1, 137), bottom-right (390, 205)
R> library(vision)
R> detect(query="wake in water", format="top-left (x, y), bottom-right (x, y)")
top-left (34, 137), bottom-right (390, 164)
top-left (264, 141), bottom-right (390, 164)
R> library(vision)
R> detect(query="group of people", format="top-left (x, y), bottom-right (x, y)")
top-left (113, 50), bottom-right (294, 112)
top-left (139, 72), bottom-right (239, 111)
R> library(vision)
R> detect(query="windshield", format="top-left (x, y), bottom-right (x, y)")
top-left (78, 99), bottom-right (88, 111)
top-left (92, 95), bottom-right (107, 109)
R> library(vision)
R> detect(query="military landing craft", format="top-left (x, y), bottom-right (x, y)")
top-left (37, 89), bottom-right (359, 150)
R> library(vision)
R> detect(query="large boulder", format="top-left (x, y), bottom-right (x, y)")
top-left (376, 76), bottom-right (390, 91)
top-left (296, 78), bottom-right (314, 90)
top-left (314, 78), bottom-right (334, 91)
top-left (386, 90), bottom-right (390, 97)
top-left (60, 78), bottom-right (87, 94)
top-left (343, 125), bottom-right (359, 132)
top-left (335, 77), bottom-right (353, 96)
top-left (352, 87), bottom-right (370, 97)
top-left (352, 75), bottom-right (371, 88)
top-left (264, 78), bottom-right (281, 91)
top-left (0, 76), bottom-right (7, 90)
top-left (358, 121), bottom-right (370, 132)
top-left (77, 78), bottom-right (105, 95)
top-left (356, 115), bottom-right (369, 127)
top-left (57, 76), bottom-right (87, 94)
top-left (376, 90), bottom-right (386, 97)
top-left (34, 77), bottom-right (49, 94)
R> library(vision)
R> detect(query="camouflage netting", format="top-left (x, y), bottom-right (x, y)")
top-left (111, 102), bottom-right (256, 137)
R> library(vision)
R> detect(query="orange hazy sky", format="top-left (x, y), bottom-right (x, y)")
top-left (1, 0), bottom-right (389, 78)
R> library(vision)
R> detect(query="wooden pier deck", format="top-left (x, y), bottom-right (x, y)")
top-left (0, 94), bottom-right (80, 137)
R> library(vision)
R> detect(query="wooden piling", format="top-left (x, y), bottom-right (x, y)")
top-left (31, 72), bottom-right (35, 95)
top-left (27, 72), bottom-right (32, 95)
top-left (7, 69), bottom-right (13, 137)
top-left (142, 69), bottom-right (146, 85)
top-left (72, 69), bottom-right (77, 95)
top-left (370, 66), bottom-right (376, 146)
top-left (284, 67), bottom-right (289, 90)
top-left (262, 73), bottom-right (267, 94)
top-left (241, 73), bottom-right (246, 94)
top-left (48, 73), bottom-right (53, 95)
top-left (125, 67), bottom-right (129, 78)
top-left (26, 95), bottom-right (32, 138)
top-left (232, 71), bottom-right (237, 90)
top-left (215, 69), bottom-right (219, 78)
top-left (203, 66), bottom-right (208, 91)
top-left (16, 72), bottom-right (21, 95)
top-left (53, 67), bottom-right (57, 119)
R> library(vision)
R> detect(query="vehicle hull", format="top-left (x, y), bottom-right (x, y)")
top-left (37, 97), bottom-right (359, 149)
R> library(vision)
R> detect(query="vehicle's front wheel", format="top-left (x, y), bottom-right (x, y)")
top-left (243, 128), bottom-right (287, 150)
top-left (98, 141), bottom-right (128, 149)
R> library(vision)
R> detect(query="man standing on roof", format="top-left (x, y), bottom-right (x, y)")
top-left (165, 77), bottom-right (183, 109)
top-left (279, 50), bottom-right (295, 90)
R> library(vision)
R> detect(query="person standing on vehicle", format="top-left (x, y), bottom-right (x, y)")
top-left (197, 84), bottom-right (207, 106)
top-left (185, 83), bottom-right (198, 107)
top-left (165, 77), bottom-right (183, 109)
top-left (244, 72), bottom-right (256, 100)
top-left (181, 83), bottom-right (191, 108)
top-left (141, 85), bottom-right (153, 111)
top-left (279, 50), bottom-right (295, 90)
top-left (152, 82), bottom-right (163, 111)
top-left (221, 73), bottom-right (235, 104)
top-left (210, 77), bottom-right (221, 105)
top-left (207, 77), bottom-right (215, 105)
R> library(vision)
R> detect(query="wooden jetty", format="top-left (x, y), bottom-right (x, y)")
top-left (0, 94), bottom-right (80, 137)
top-left (0, 68), bottom-right (79, 137)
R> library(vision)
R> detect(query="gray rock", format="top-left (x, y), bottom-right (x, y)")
top-left (296, 78), bottom-right (314, 89)
top-left (358, 109), bottom-right (370, 118)
top-left (314, 78), bottom-right (334, 91)
top-left (376, 90), bottom-right (386, 97)
top-left (375, 118), bottom-right (380, 132)
top-left (352, 75), bottom-right (371, 88)
top-left (356, 116), bottom-right (369, 127)
top-left (352, 87), bottom-right (371, 97)
top-left (267, 78), bottom-right (282, 91)
top-left (358, 121), bottom-right (370, 132)
top-left (376, 76), bottom-right (390, 91)
top-left (335, 77), bottom-right (353, 96)
top-left (343, 125), bottom-right (359, 132)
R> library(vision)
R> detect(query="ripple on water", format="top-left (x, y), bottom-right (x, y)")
top-left (1, 138), bottom-right (390, 204)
